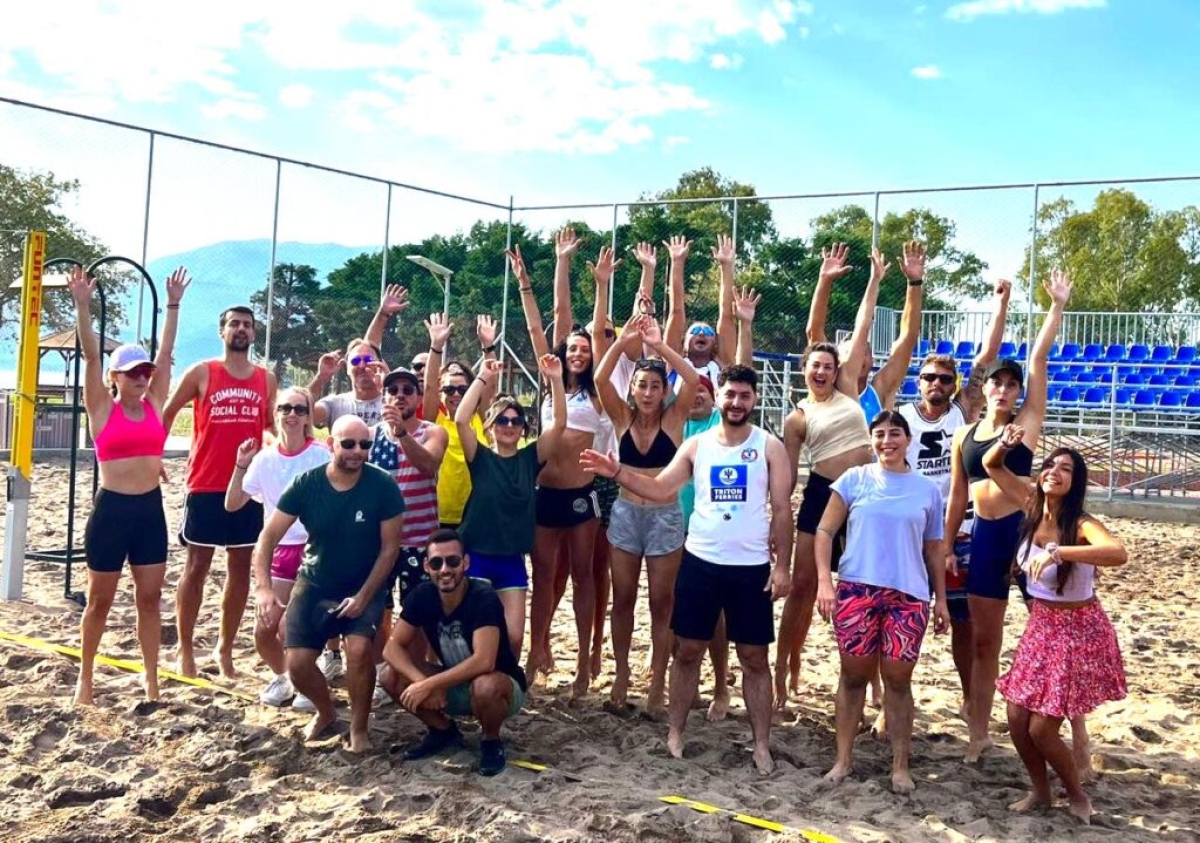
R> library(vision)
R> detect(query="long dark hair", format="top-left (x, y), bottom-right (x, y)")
top-left (1017, 447), bottom-right (1089, 594)
top-left (554, 329), bottom-right (596, 397)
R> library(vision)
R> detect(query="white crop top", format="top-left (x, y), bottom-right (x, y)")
top-left (1020, 540), bottom-right (1096, 602)
top-left (542, 389), bottom-right (602, 434)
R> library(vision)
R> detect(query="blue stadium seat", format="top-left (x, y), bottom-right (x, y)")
top-left (1047, 384), bottom-right (1064, 402)
top-left (1059, 387), bottom-right (1081, 405)
top-left (1048, 361), bottom-right (1066, 374)
top-left (934, 340), bottom-right (954, 356)
top-left (1158, 392), bottom-right (1183, 411)
top-left (1161, 365), bottom-right (1185, 379)
top-left (1151, 345), bottom-right (1173, 363)
top-left (1127, 344), bottom-right (1150, 363)
top-left (1175, 346), bottom-right (1197, 364)
top-left (1115, 388), bottom-right (1133, 407)
top-left (1081, 343), bottom-right (1103, 362)
top-left (1075, 372), bottom-right (1099, 384)
top-left (900, 379), bottom-right (919, 398)
top-left (955, 341), bottom-right (976, 360)
top-left (1051, 370), bottom-right (1071, 383)
top-left (1103, 344), bottom-right (1126, 362)
top-left (1057, 343), bottom-right (1081, 361)
top-left (1081, 387), bottom-right (1107, 407)
top-left (1016, 342), bottom-right (1030, 360)
top-left (998, 341), bottom-right (1017, 359)
top-left (1133, 389), bottom-right (1157, 409)
top-left (916, 339), bottom-right (932, 358)
top-left (1123, 373), bottom-right (1146, 386)
top-left (1187, 392), bottom-right (1200, 410)
top-left (1149, 374), bottom-right (1171, 386)
top-left (1174, 375), bottom-right (1194, 387)
top-left (1098, 371), bottom-right (1115, 385)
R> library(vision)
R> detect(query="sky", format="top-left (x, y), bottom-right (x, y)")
top-left (2, 0), bottom-right (1199, 281)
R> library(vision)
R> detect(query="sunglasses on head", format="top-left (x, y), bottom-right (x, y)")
top-left (688, 325), bottom-right (715, 338)
top-left (635, 358), bottom-right (667, 374)
top-left (428, 554), bottom-right (463, 571)
top-left (441, 384), bottom-right (469, 396)
top-left (349, 354), bottom-right (374, 367)
top-left (276, 403), bottom-right (310, 416)
top-left (493, 415), bottom-right (523, 428)
top-left (338, 438), bottom-right (373, 450)
top-left (386, 384), bottom-right (419, 396)
top-left (119, 364), bottom-right (155, 379)
top-left (919, 373), bottom-right (956, 385)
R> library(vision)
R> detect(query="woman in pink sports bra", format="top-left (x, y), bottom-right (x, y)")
top-left (68, 265), bottom-right (191, 706)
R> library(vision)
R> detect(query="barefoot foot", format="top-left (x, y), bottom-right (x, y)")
top-left (646, 684), bottom-right (666, 716)
top-left (752, 745), bottom-right (774, 775)
top-left (706, 691), bottom-right (730, 722)
top-left (302, 710), bottom-right (338, 742)
top-left (824, 761), bottom-right (852, 785)
top-left (667, 729), bottom-right (684, 759)
top-left (891, 770), bottom-right (915, 794)
top-left (871, 709), bottom-right (889, 742)
top-left (212, 648), bottom-right (237, 680)
top-left (142, 673), bottom-right (160, 702)
top-left (589, 644), bottom-right (603, 681)
top-left (1067, 794), bottom-right (1094, 825)
top-left (346, 728), bottom-right (371, 754)
top-left (73, 678), bottom-right (95, 707)
top-left (964, 735), bottom-right (994, 763)
top-left (175, 650), bottom-right (197, 679)
top-left (1007, 791), bottom-right (1051, 813)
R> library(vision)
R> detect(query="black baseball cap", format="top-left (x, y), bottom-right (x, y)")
top-left (983, 358), bottom-right (1024, 387)
top-left (383, 367), bottom-right (421, 389)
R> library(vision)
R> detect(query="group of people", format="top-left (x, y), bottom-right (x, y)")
top-left (67, 234), bottom-right (1127, 819)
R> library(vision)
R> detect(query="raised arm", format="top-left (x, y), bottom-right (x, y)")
top-left (535, 354), bottom-right (567, 463)
top-left (383, 405), bottom-right (447, 478)
top-left (509, 245), bottom-right (552, 361)
top-left (161, 362), bottom-right (204, 434)
top-left (836, 247), bottom-right (887, 397)
top-left (306, 349), bottom-right (342, 427)
top-left (224, 438), bottom-right (259, 512)
top-left (961, 279), bottom-right (1012, 419)
top-left (365, 284), bottom-right (410, 350)
top-left (733, 285), bottom-right (760, 367)
top-left (1016, 270), bottom-right (1072, 445)
top-left (148, 267), bottom-right (191, 407)
top-left (662, 235), bottom-right (692, 353)
top-left (579, 435), bottom-right (698, 502)
top-left (713, 233), bottom-right (737, 366)
top-left (456, 358), bottom-right (498, 463)
top-left (594, 321), bottom-right (642, 429)
top-left (874, 242), bottom-right (926, 409)
top-left (552, 228), bottom-right (583, 347)
top-left (982, 424), bottom-right (1035, 508)
top-left (586, 246), bottom-right (622, 363)
top-left (476, 314), bottom-right (500, 409)
top-left (422, 312), bottom-right (453, 420)
top-left (806, 242), bottom-right (852, 345)
top-left (66, 267), bottom-right (112, 428)
top-left (644, 319), bottom-right (700, 429)
top-left (629, 241), bottom-right (658, 360)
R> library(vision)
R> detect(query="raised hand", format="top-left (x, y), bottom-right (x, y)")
top-left (424, 312), bottom-right (453, 349)
top-left (380, 284), bottom-right (410, 316)
top-left (555, 227), bottom-right (584, 260)
top-left (642, 316), bottom-right (664, 346)
top-left (633, 241), bottom-right (657, 269)
top-left (995, 278), bottom-right (1013, 298)
top-left (479, 357), bottom-right (504, 382)
top-left (164, 267), bottom-right (192, 306)
top-left (636, 293), bottom-right (656, 317)
top-left (897, 241), bottom-right (926, 282)
top-left (538, 353), bottom-right (563, 380)
top-left (235, 437), bottom-right (258, 469)
top-left (587, 245), bottom-right (623, 284)
top-left (711, 233), bottom-right (736, 266)
top-left (870, 246), bottom-right (891, 281)
top-left (316, 350), bottom-right (343, 380)
top-left (579, 447), bottom-right (620, 478)
top-left (1044, 269), bottom-right (1072, 306)
top-left (819, 242), bottom-right (853, 283)
top-left (999, 423), bottom-right (1025, 450)
top-left (733, 286), bottom-right (762, 323)
top-left (506, 245), bottom-right (531, 284)
top-left (477, 314), bottom-right (498, 348)
top-left (67, 266), bottom-right (96, 308)
top-left (663, 235), bottom-right (693, 261)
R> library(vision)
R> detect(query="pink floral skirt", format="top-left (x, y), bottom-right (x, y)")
top-left (997, 599), bottom-right (1127, 719)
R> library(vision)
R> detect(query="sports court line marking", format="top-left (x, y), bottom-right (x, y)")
top-left (0, 630), bottom-right (258, 703)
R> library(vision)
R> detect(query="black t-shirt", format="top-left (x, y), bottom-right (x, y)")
top-left (277, 463), bottom-right (405, 596)
top-left (459, 444), bottom-right (543, 556)
top-left (400, 577), bottom-right (528, 691)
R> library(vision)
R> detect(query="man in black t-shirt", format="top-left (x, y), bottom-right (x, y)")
top-left (381, 528), bottom-right (528, 776)
top-left (253, 416), bottom-right (405, 754)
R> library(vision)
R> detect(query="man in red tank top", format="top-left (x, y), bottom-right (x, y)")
top-left (164, 305), bottom-right (277, 678)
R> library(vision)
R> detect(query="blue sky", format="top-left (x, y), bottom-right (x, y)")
top-left (1, 0), bottom-right (1198, 259)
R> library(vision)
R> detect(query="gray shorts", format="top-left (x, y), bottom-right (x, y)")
top-left (607, 497), bottom-right (685, 558)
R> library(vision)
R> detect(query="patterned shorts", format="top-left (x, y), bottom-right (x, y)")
top-left (833, 581), bottom-right (930, 663)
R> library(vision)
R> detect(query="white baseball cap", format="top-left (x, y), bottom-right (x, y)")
top-left (109, 343), bottom-right (155, 372)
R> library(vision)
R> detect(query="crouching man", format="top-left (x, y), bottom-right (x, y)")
top-left (381, 528), bottom-right (528, 776)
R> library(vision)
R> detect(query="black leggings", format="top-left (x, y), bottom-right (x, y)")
top-left (85, 487), bottom-right (168, 573)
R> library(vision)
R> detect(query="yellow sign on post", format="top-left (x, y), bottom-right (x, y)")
top-left (2, 230), bottom-right (45, 601)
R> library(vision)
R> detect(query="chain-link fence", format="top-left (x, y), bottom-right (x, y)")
top-left (3, 95), bottom-right (1199, 499)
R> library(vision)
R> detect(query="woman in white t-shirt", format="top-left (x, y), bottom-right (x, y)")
top-left (226, 386), bottom-right (330, 706)
top-left (815, 410), bottom-right (949, 794)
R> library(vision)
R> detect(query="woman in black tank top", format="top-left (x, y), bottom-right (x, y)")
top-left (595, 315), bottom-right (699, 711)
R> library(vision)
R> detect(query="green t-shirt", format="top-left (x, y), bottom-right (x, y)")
top-left (680, 410), bottom-right (722, 532)
top-left (460, 444), bottom-right (543, 556)
top-left (277, 463), bottom-right (405, 596)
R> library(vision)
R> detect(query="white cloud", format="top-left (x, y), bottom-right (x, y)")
top-left (911, 64), bottom-right (942, 79)
top-left (946, 0), bottom-right (1106, 23)
top-left (663, 135), bottom-right (690, 151)
top-left (200, 98), bottom-right (267, 121)
top-left (710, 53), bottom-right (745, 70)
top-left (279, 84), bottom-right (314, 109)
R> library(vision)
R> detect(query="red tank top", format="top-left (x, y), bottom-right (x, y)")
top-left (186, 361), bottom-right (269, 492)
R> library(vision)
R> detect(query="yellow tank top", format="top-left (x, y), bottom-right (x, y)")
top-left (435, 410), bottom-right (486, 525)
top-left (802, 389), bottom-right (870, 464)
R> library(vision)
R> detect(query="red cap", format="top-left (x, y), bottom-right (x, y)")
top-left (697, 375), bottom-right (715, 397)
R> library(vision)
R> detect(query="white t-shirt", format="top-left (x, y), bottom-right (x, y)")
top-left (317, 391), bottom-right (383, 428)
top-left (242, 440), bottom-right (332, 545)
top-left (685, 425), bottom-right (771, 566)
top-left (831, 463), bottom-right (944, 601)
top-left (669, 358), bottom-right (722, 394)
top-left (897, 401), bottom-right (967, 501)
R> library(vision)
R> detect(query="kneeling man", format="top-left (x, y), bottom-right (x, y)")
top-left (382, 528), bottom-right (527, 776)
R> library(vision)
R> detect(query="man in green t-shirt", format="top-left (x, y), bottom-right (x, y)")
top-left (253, 416), bottom-right (405, 753)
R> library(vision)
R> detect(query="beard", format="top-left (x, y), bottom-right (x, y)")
top-left (226, 335), bottom-right (251, 352)
top-left (720, 406), bottom-right (750, 426)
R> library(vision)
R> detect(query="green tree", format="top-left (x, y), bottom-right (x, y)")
top-left (1, 165), bottom-right (109, 338)
top-left (251, 263), bottom-right (322, 379)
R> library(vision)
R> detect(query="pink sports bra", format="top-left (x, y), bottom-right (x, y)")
top-left (94, 400), bottom-right (168, 462)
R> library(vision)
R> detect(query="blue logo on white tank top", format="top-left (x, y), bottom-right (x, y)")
top-left (710, 464), bottom-right (747, 502)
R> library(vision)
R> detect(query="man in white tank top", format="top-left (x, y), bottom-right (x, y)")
top-left (580, 364), bottom-right (793, 775)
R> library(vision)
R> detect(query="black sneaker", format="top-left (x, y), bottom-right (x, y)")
top-left (403, 724), bottom-right (462, 761)
top-left (479, 738), bottom-right (506, 776)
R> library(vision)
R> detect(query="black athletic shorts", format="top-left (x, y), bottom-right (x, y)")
top-left (795, 471), bottom-right (845, 571)
top-left (671, 549), bottom-right (774, 646)
top-left (179, 491), bottom-right (263, 549)
top-left (387, 547), bottom-right (429, 609)
top-left (85, 487), bottom-right (169, 573)
top-left (284, 575), bottom-right (388, 651)
top-left (535, 483), bottom-right (599, 529)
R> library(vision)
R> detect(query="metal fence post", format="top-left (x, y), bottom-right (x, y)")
top-left (731, 197), bottom-right (740, 246)
top-left (500, 197), bottom-right (514, 363)
top-left (871, 192), bottom-right (881, 248)
top-left (1027, 184), bottom-right (1040, 350)
top-left (265, 159), bottom-right (281, 364)
top-left (136, 132), bottom-right (155, 342)
top-left (381, 184), bottom-right (392, 298)
top-left (610, 203), bottom-right (619, 319)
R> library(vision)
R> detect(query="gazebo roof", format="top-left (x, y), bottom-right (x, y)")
top-left (39, 328), bottom-right (122, 354)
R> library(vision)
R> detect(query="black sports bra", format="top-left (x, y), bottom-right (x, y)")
top-left (961, 421), bottom-right (1034, 482)
top-left (618, 425), bottom-right (677, 469)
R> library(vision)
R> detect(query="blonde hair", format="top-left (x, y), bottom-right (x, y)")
top-left (278, 386), bottom-right (316, 440)
top-left (483, 396), bottom-right (527, 432)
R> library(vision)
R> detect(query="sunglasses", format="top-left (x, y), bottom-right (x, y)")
top-left (349, 354), bottom-right (374, 367)
top-left (412, 363), bottom-right (426, 371)
top-left (119, 364), bottom-right (156, 379)
top-left (688, 325), bottom-right (715, 338)
top-left (338, 438), bottom-right (373, 450)
top-left (919, 373), bottom-right (956, 385)
top-left (276, 403), bottom-right (310, 415)
top-left (428, 554), bottom-right (464, 571)
top-left (386, 384), bottom-right (419, 396)
top-left (493, 415), bottom-right (524, 428)
top-left (636, 358), bottom-right (667, 373)
top-left (441, 384), bottom-right (469, 396)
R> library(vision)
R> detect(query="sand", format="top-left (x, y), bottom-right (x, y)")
top-left (0, 457), bottom-right (1197, 842)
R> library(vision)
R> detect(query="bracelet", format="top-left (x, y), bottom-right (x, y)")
top-left (429, 346), bottom-right (444, 355)
top-left (481, 342), bottom-right (499, 354)
top-left (396, 426), bottom-right (407, 438)
top-left (907, 279), bottom-right (923, 287)
top-left (167, 304), bottom-right (180, 310)
top-left (519, 286), bottom-right (533, 294)
top-left (235, 462), bottom-right (250, 471)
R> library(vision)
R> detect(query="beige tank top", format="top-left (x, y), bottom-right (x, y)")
top-left (803, 389), bottom-right (870, 463)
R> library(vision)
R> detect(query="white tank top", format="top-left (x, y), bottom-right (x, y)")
top-left (1019, 540), bottom-right (1096, 602)
top-left (685, 425), bottom-right (771, 566)
top-left (541, 389), bottom-right (602, 434)
top-left (898, 400), bottom-right (967, 501)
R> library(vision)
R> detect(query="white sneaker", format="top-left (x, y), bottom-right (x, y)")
top-left (260, 674), bottom-right (295, 707)
top-left (292, 692), bottom-right (317, 712)
top-left (317, 649), bottom-right (345, 682)
top-left (372, 683), bottom-right (391, 709)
